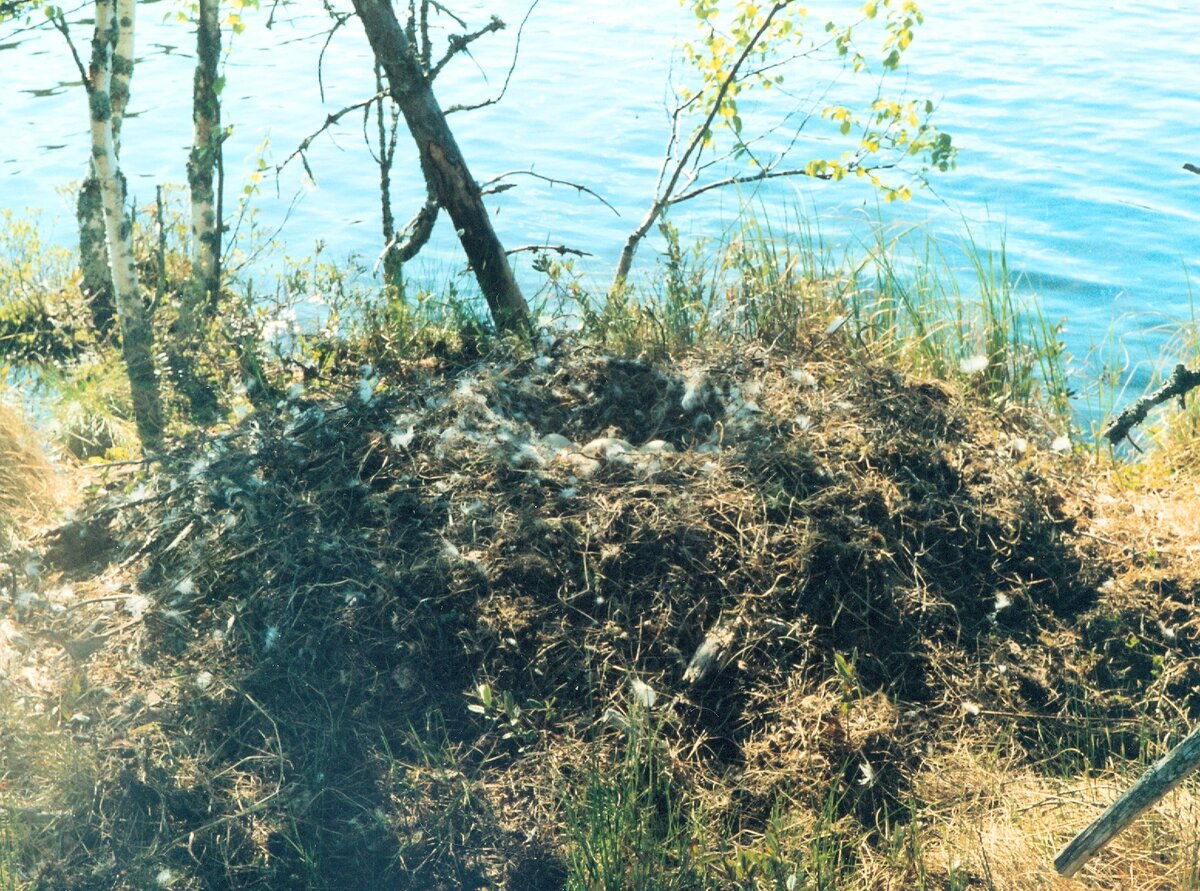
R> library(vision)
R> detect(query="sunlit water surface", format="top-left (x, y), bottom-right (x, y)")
top-left (4, 1), bottom-right (1199, 403)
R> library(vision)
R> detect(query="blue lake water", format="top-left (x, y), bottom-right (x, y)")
top-left (3, 1), bottom-right (1199, 404)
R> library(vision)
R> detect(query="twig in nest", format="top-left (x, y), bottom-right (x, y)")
top-left (1103, 362), bottom-right (1200, 444)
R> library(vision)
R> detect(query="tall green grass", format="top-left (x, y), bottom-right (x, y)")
top-left (0, 820), bottom-right (21, 891)
top-left (849, 223), bottom-right (1071, 423)
top-left (578, 211), bottom-right (1072, 429)
top-left (561, 705), bottom-right (712, 891)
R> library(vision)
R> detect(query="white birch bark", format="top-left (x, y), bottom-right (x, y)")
top-left (88, 0), bottom-right (163, 450)
top-left (111, 0), bottom-right (134, 145)
top-left (78, 0), bottom-right (134, 336)
top-left (187, 0), bottom-right (221, 315)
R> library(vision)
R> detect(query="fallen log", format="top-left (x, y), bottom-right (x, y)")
top-left (1055, 722), bottom-right (1200, 876)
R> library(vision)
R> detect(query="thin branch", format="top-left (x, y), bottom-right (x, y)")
top-left (1185, 163), bottom-right (1200, 175)
top-left (277, 90), bottom-right (391, 179)
top-left (429, 15), bottom-right (504, 80)
top-left (480, 168), bottom-right (620, 216)
top-left (658, 3), bottom-right (791, 212)
top-left (223, 189), bottom-right (303, 274)
top-left (363, 65), bottom-right (399, 168)
top-left (317, 3), bottom-right (351, 103)
top-left (419, 0), bottom-right (431, 68)
top-left (428, 0), bottom-right (466, 29)
top-left (1, 0), bottom-right (88, 41)
top-left (1104, 363), bottom-right (1200, 445)
top-left (613, 1), bottom-right (792, 289)
top-left (671, 161), bottom-right (897, 205)
top-left (443, 0), bottom-right (538, 113)
top-left (47, 9), bottom-right (90, 93)
top-left (506, 243), bottom-right (593, 257)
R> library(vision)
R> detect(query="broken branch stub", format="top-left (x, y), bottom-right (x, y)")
top-left (1103, 363), bottom-right (1200, 445)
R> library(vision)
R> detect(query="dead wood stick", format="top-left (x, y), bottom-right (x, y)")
top-left (1055, 722), bottom-right (1200, 876)
top-left (1103, 363), bottom-right (1200, 444)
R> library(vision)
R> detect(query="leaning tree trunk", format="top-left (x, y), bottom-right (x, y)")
top-left (88, 0), bottom-right (164, 450)
top-left (186, 0), bottom-right (222, 320)
top-left (350, 0), bottom-right (531, 335)
top-left (78, 0), bottom-right (133, 338)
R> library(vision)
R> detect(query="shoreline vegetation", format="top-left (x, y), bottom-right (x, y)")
top-left (1, 214), bottom-right (1200, 890)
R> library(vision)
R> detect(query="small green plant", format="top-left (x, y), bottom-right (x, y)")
top-left (467, 682), bottom-right (555, 754)
top-left (0, 209), bottom-right (91, 365)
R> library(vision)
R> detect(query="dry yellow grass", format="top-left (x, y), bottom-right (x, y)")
top-left (911, 743), bottom-right (1200, 890)
top-left (0, 400), bottom-right (57, 534)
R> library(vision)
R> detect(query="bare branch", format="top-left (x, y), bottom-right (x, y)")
top-left (1103, 362), bottom-right (1200, 445)
top-left (46, 9), bottom-right (90, 93)
top-left (428, 0), bottom-right (466, 29)
top-left (419, 0), bottom-right (430, 68)
top-left (613, 1), bottom-right (793, 289)
top-left (277, 90), bottom-right (391, 179)
top-left (480, 168), bottom-right (620, 216)
top-left (317, 3), bottom-right (352, 103)
top-left (223, 189), bottom-right (304, 274)
top-left (444, 0), bottom-right (538, 113)
top-left (1186, 162), bottom-right (1200, 175)
top-left (506, 244), bottom-right (593, 258)
top-left (1, 0), bottom-right (88, 40)
top-left (671, 161), bottom-right (898, 205)
top-left (429, 15), bottom-right (504, 81)
top-left (363, 64), bottom-right (399, 168)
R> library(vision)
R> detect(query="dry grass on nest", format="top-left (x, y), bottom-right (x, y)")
top-left (0, 400), bottom-right (56, 531)
top-left (9, 333), bottom-right (1200, 889)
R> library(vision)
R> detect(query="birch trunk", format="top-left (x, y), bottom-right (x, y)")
top-left (78, 0), bottom-right (135, 338)
top-left (89, 0), bottom-right (164, 450)
top-left (186, 0), bottom-right (222, 318)
top-left (350, 0), bottom-right (531, 335)
top-left (77, 178), bottom-right (114, 336)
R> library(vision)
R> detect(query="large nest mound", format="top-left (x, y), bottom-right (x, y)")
top-left (21, 336), bottom-right (1170, 888)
